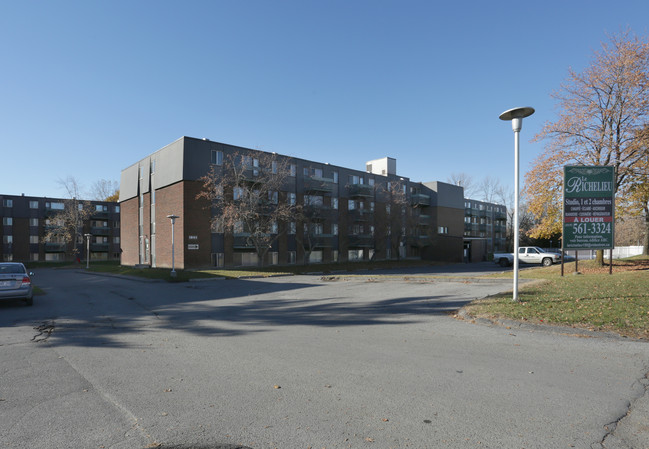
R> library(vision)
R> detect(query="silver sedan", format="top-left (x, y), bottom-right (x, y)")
top-left (0, 262), bottom-right (34, 306)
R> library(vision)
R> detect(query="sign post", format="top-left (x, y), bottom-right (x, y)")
top-left (563, 166), bottom-right (615, 273)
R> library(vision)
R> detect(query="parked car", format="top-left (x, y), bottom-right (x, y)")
top-left (0, 263), bottom-right (34, 306)
top-left (493, 247), bottom-right (563, 268)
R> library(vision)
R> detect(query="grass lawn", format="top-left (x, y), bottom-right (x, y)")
top-left (463, 256), bottom-right (649, 340)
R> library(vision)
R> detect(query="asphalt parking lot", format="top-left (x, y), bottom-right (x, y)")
top-left (1, 266), bottom-right (648, 448)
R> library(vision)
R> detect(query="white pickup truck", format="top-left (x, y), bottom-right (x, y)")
top-left (493, 247), bottom-right (562, 268)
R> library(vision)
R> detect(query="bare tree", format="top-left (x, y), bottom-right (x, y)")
top-left (45, 177), bottom-right (92, 259)
top-left (90, 179), bottom-right (119, 202)
top-left (447, 172), bottom-right (478, 198)
top-left (197, 151), bottom-right (295, 266)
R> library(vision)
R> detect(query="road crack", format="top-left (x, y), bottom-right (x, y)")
top-left (31, 321), bottom-right (55, 342)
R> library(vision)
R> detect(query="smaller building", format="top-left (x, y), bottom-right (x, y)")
top-left (0, 194), bottom-right (121, 263)
top-left (463, 198), bottom-right (508, 262)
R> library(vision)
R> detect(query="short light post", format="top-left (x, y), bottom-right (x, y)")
top-left (499, 106), bottom-right (535, 302)
top-left (84, 233), bottom-right (92, 269)
top-left (167, 214), bottom-right (179, 278)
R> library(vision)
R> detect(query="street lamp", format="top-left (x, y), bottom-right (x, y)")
top-left (499, 106), bottom-right (535, 302)
top-left (166, 214), bottom-right (179, 277)
top-left (84, 234), bottom-right (92, 269)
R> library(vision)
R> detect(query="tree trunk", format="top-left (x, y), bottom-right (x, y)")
top-left (595, 249), bottom-right (605, 266)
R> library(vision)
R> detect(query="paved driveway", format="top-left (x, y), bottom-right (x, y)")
top-left (1, 267), bottom-right (647, 448)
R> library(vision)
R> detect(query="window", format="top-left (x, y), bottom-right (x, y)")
top-left (46, 202), bottom-right (64, 210)
top-left (304, 195), bottom-right (323, 206)
top-left (269, 252), bottom-right (279, 265)
top-left (30, 236), bottom-right (39, 244)
top-left (370, 201), bottom-right (375, 212)
top-left (30, 253), bottom-right (39, 262)
top-left (114, 205), bottom-right (120, 213)
top-left (3, 254), bottom-right (13, 262)
top-left (332, 198), bottom-right (338, 210)
top-left (30, 218), bottom-right (38, 226)
top-left (438, 226), bottom-right (448, 234)
top-left (96, 204), bottom-right (108, 212)
top-left (348, 249), bottom-right (363, 262)
top-left (268, 191), bottom-right (278, 204)
top-left (288, 222), bottom-right (296, 235)
top-left (369, 178), bottom-right (375, 186)
top-left (2, 199), bottom-right (12, 207)
top-left (348, 199), bottom-right (356, 210)
top-left (290, 164), bottom-right (296, 176)
top-left (332, 223), bottom-right (338, 235)
top-left (333, 250), bottom-right (338, 262)
top-left (287, 192), bottom-right (296, 205)
top-left (333, 171), bottom-right (338, 183)
top-left (114, 237), bottom-right (120, 244)
top-left (3, 235), bottom-right (13, 244)
top-left (211, 150), bottom-right (223, 165)
top-left (271, 161), bottom-right (278, 174)
top-left (30, 201), bottom-right (39, 209)
top-left (2, 217), bottom-right (12, 226)
top-left (233, 187), bottom-right (244, 201)
top-left (288, 251), bottom-right (296, 264)
top-left (270, 221), bottom-right (278, 234)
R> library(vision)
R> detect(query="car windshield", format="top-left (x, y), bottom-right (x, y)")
top-left (0, 264), bottom-right (25, 274)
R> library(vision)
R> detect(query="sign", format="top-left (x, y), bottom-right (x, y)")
top-left (563, 166), bottom-right (615, 249)
top-left (187, 244), bottom-right (199, 250)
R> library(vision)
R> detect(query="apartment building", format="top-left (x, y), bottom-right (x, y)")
top-left (463, 198), bottom-right (508, 262)
top-left (0, 194), bottom-right (121, 263)
top-left (119, 137), bottom-right (466, 269)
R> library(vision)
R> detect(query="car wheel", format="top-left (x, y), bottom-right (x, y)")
top-left (25, 297), bottom-right (33, 306)
top-left (542, 258), bottom-right (553, 267)
top-left (499, 258), bottom-right (509, 267)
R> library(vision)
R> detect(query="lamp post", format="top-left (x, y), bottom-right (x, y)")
top-left (166, 214), bottom-right (179, 277)
top-left (84, 234), bottom-right (92, 269)
top-left (499, 106), bottom-right (535, 302)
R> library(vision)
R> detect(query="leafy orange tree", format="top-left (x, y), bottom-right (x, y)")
top-left (526, 30), bottom-right (649, 260)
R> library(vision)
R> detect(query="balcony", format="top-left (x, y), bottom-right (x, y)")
top-left (418, 214), bottom-right (431, 224)
top-left (346, 184), bottom-right (374, 198)
top-left (90, 210), bottom-right (110, 219)
top-left (90, 243), bottom-right (110, 252)
top-left (411, 193), bottom-right (430, 206)
top-left (348, 208), bottom-right (372, 221)
top-left (347, 234), bottom-right (374, 248)
top-left (303, 204), bottom-right (333, 219)
top-left (304, 176), bottom-right (335, 193)
top-left (44, 242), bottom-right (67, 252)
top-left (233, 233), bottom-right (268, 249)
top-left (91, 226), bottom-right (111, 235)
top-left (304, 234), bottom-right (335, 248)
top-left (407, 235), bottom-right (432, 246)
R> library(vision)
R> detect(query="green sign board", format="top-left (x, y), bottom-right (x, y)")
top-left (563, 166), bottom-right (615, 250)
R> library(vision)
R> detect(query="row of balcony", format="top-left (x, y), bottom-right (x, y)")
top-left (42, 242), bottom-right (114, 252)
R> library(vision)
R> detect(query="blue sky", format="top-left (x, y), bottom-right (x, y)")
top-left (2, 0), bottom-right (648, 199)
